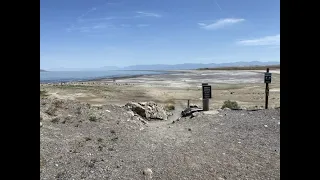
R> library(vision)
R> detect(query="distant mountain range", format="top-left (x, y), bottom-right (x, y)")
top-left (119, 61), bottom-right (279, 70)
top-left (45, 61), bottom-right (279, 71)
top-left (40, 69), bottom-right (46, 72)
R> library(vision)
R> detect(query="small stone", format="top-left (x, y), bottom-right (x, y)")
top-left (143, 168), bottom-right (153, 178)
top-left (127, 111), bottom-right (134, 117)
top-left (278, 122), bottom-right (280, 125)
top-left (105, 110), bottom-right (110, 112)
top-left (55, 164), bottom-right (59, 167)
top-left (40, 122), bottom-right (43, 127)
top-left (238, 142), bottom-right (241, 144)
top-left (264, 125), bottom-right (268, 127)
top-left (222, 153), bottom-right (226, 155)
top-left (191, 112), bottom-right (201, 118)
top-left (241, 113), bottom-right (245, 116)
top-left (172, 121), bottom-right (175, 124)
top-left (188, 128), bottom-right (192, 131)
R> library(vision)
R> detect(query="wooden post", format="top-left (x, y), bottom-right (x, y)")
top-left (265, 68), bottom-right (269, 109)
top-left (187, 99), bottom-right (190, 108)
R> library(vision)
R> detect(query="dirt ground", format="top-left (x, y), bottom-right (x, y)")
top-left (40, 69), bottom-right (280, 110)
top-left (40, 98), bottom-right (280, 180)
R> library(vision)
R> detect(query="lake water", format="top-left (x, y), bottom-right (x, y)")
top-left (40, 70), bottom-right (167, 83)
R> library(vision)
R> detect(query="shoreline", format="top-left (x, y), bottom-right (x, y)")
top-left (40, 70), bottom-right (184, 84)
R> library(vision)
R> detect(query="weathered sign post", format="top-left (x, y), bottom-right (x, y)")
top-left (264, 68), bottom-right (272, 109)
top-left (202, 83), bottom-right (212, 111)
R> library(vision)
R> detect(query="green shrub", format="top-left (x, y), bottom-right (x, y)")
top-left (165, 104), bottom-right (175, 110)
top-left (221, 100), bottom-right (240, 110)
top-left (40, 90), bottom-right (48, 97)
top-left (89, 115), bottom-right (97, 122)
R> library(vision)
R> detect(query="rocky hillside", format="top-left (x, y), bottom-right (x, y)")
top-left (40, 98), bottom-right (280, 179)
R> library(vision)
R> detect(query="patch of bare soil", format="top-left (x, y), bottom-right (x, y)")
top-left (40, 98), bottom-right (280, 179)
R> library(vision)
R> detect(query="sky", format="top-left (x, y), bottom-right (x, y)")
top-left (40, 0), bottom-right (280, 70)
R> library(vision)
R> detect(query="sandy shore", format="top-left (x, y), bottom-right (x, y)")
top-left (40, 69), bottom-right (280, 109)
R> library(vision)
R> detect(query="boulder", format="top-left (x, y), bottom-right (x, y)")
top-left (125, 101), bottom-right (169, 120)
top-left (125, 102), bottom-right (146, 117)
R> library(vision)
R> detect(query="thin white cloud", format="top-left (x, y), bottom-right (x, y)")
top-left (136, 11), bottom-right (161, 18)
top-left (77, 7), bottom-right (97, 20)
top-left (66, 23), bottom-right (115, 33)
top-left (137, 24), bottom-right (150, 27)
top-left (198, 18), bottom-right (245, 30)
top-left (120, 24), bottom-right (131, 27)
top-left (237, 34), bottom-right (280, 46)
top-left (214, 0), bottom-right (222, 11)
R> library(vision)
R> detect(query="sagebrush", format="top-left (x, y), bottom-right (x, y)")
top-left (221, 100), bottom-right (240, 109)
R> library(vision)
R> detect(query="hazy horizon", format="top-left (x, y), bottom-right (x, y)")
top-left (41, 60), bottom-right (279, 71)
top-left (41, 0), bottom-right (279, 70)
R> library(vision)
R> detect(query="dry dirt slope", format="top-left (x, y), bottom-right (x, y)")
top-left (40, 98), bottom-right (280, 180)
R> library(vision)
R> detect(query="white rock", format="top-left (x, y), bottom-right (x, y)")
top-left (238, 142), bottom-right (241, 144)
top-left (278, 122), bottom-right (280, 125)
top-left (143, 168), bottom-right (153, 178)
top-left (127, 111), bottom-right (134, 117)
top-left (40, 122), bottom-right (43, 127)
top-left (55, 164), bottom-right (58, 167)
top-left (105, 110), bottom-right (110, 112)
top-left (264, 125), bottom-right (268, 127)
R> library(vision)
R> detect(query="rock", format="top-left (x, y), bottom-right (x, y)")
top-left (140, 119), bottom-right (148, 125)
top-left (181, 107), bottom-right (202, 117)
top-left (189, 104), bottom-right (199, 108)
top-left (127, 111), bottom-right (135, 117)
top-left (188, 128), bottom-right (192, 131)
top-left (264, 125), bottom-right (268, 127)
top-left (143, 168), bottom-right (153, 179)
top-left (223, 108), bottom-right (231, 111)
top-left (40, 122), bottom-right (43, 127)
top-left (125, 102), bottom-right (146, 117)
top-left (191, 112), bottom-right (201, 118)
top-left (125, 101), bottom-right (169, 121)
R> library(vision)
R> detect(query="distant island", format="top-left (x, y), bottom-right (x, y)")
top-left (40, 69), bottom-right (47, 72)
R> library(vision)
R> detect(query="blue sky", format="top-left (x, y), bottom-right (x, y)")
top-left (40, 0), bottom-right (280, 70)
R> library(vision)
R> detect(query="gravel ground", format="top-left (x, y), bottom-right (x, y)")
top-left (40, 98), bottom-right (280, 180)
